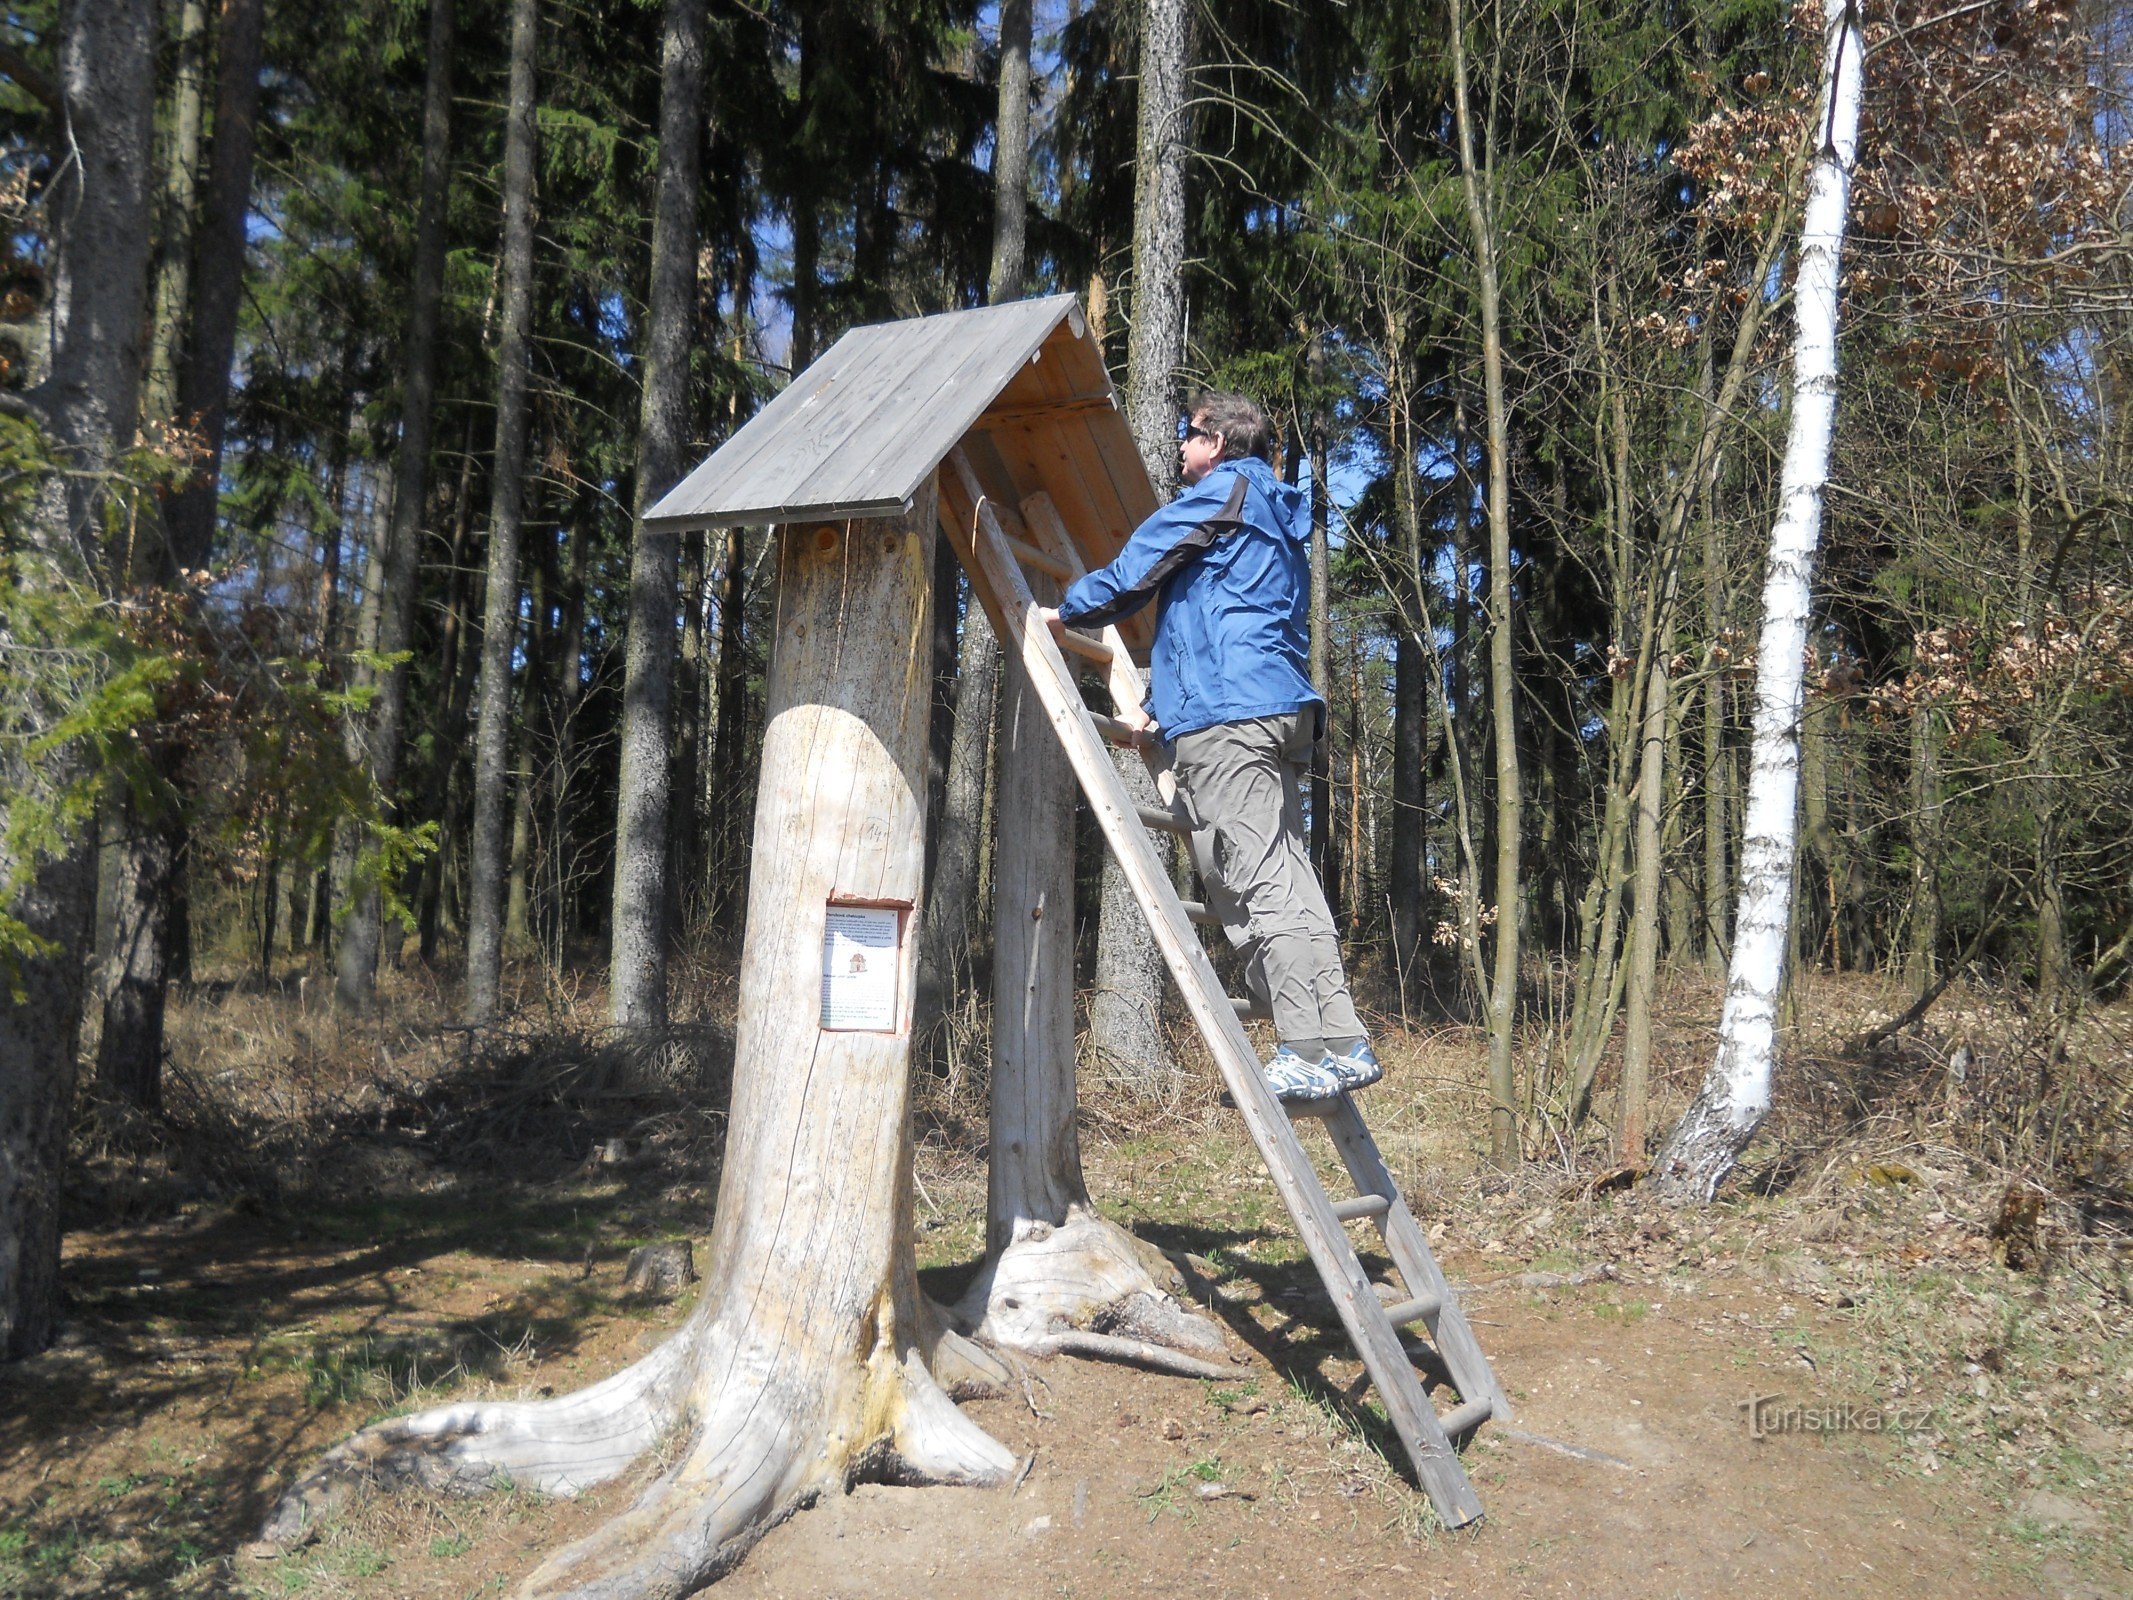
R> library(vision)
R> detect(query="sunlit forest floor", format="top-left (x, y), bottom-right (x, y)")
top-left (1, 954), bottom-right (2126, 1599)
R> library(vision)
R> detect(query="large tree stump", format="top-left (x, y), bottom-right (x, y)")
top-left (953, 560), bottom-right (1226, 1376)
top-left (262, 482), bottom-right (1013, 1598)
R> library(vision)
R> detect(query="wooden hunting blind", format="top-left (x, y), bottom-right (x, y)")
top-left (649, 293), bottom-right (1508, 1530)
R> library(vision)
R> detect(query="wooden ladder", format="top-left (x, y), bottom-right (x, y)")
top-left (937, 449), bottom-right (1509, 1529)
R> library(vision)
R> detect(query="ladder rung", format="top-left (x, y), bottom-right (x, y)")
top-left (1229, 994), bottom-right (1267, 1019)
top-left (1285, 1097), bottom-right (1342, 1118)
top-left (1331, 1194), bottom-right (1392, 1223)
top-left (1135, 802), bottom-right (1190, 836)
top-left (1089, 712), bottom-right (1139, 745)
top-left (1382, 1291), bottom-right (1442, 1328)
top-left (1003, 531), bottom-right (1073, 582)
top-left (1436, 1396), bottom-right (1493, 1437)
top-left (1056, 627), bottom-right (1113, 666)
top-left (1178, 899), bottom-right (1221, 928)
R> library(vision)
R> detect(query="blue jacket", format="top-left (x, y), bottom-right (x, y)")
top-left (1057, 456), bottom-right (1322, 743)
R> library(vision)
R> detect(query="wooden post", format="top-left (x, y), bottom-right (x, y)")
top-left (263, 479), bottom-right (1015, 1599)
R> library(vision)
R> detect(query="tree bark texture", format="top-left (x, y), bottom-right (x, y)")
top-left (609, 0), bottom-right (706, 1028)
top-left (914, 593), bottom-right (996, 1040)
top-left (92, 0), bottom-right (268, 1092)
top-left (1307, 335), bottom-right (1332, 892)
top-left (1122, 0), bottom-right (1186, 492)
top-left (2, 0), bottom-right (157, 1361)
top-left (1617, 653), bottom-right (1669, 1163)
top-left (1098, 0), bottom-right (1188, 1086)
top-left (1448, 0), bottom-right (1522, 1164)
top-left (987, 0), bottom-right (1033, 303)
top-left (1090, 746), bottom-right (1176, 1088)
top-left (159, 0), bottom-right (266, 579)
top-left (1907, 705), bottom-right (1941, 996)
top-left (1652, 0), bottom-right (1862, 1203)
top-left (263, 487), bottom-right (1014, 1597)
top-left (1702, 500), bottom-right (1731, 970)
top-left (954, 528), bottom-right (1225, 1368)
top-left (143, 0), bottom-right (209, 427)
top-left (465, 0), bottom-right (541, 1023)
top-left (707, 523), bottom-right (753, 926)
top-left (1388, 384), bottom-right (1429, 1010)
top-left (336, 0), bottom-right (454, 1007)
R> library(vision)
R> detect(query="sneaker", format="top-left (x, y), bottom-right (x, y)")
top-left (1262, 1045), bottom-right (1343, 1104)
top-left (1326, 1040), bottom-right (1383, 1092)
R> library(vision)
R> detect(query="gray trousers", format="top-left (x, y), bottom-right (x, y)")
top-left (1169, 711), bottom-right (1363, 1052)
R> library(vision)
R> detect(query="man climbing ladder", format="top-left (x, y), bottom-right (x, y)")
top-left (1041, 392), bottom-right (1378, 1104)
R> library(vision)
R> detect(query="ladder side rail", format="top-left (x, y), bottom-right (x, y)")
top-left (1017, 491), bottom-right (1182, 813)
top-left (1321, 1099), bottom-right (1514, 1422)
top-left (938, 455), bottom-right (1482, 1527)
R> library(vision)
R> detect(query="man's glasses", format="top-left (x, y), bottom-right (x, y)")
top-left (1179, 421), bottom-right (1216, 443)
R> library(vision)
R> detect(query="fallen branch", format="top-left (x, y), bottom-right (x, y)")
top-left (1840, 969), bottom-right (1955, 1058)
top-left (1455, 1263), bottom-right (1618, 1295)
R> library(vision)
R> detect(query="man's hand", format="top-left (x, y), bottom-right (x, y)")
top-left (1034, 605), bottom-right (1067, 643)
top-left (1117, 701), bottom-right (1159, 749)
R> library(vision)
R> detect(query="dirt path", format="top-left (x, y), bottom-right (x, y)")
top-left (707, 1273), bottom-right (2055, 1600)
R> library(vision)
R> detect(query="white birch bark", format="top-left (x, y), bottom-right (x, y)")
top-left (1651, 0), bottom-right (1864, 1203)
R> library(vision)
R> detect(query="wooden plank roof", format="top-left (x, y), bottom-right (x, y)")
top-left (643, 293), bottom-right (1157, 541)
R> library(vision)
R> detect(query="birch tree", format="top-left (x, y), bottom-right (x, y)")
top-left (1651, 0), bottom-right (1865, 1203)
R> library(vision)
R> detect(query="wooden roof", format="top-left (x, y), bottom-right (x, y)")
top-left (643, 294), bottom-right (1160, 599)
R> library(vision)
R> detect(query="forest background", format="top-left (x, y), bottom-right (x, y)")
top-left (0, 0), bottom-right (2127, 1369)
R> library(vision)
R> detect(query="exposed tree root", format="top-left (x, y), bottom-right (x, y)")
top-left (513, 1312), bottom-right (1011, 1600)
top-left (1023, 1328), bottom-right (1233, 1380)
top-left (257, 1323), bottom-right (702, 1548)
top-left (954, 1211), bottom-right (1233, 1376)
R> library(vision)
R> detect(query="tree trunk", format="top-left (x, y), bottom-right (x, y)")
top-left (94, 0), bottom-right (266, 1095)
top-left (1617, 652), bottom-right (1669, 1163)
top-left (1095, 0), bottom-right (1189, 1087)
top-left (336, 0), bottom-right (454, 1006)
top-left (143, 0), bottom-right (209, 427)
top-left (988, 0), bottom-right (1033, 302)
top-left (1702, 493), bottom-right (1731, 970)
top-left (911, 0), bottom-right (1037, 1048)
top-left (264, 487), bottom-right (1015, 1597)
top-left (2, 0), bottom-right (157, 1361)
top-left (914, 583), bottom-right (996, 1042)
top-left (955, 553), bottom-right (1225, 1369)
top-left (1388, 370), bottom-right (1429, 1012)
top-left (708, 523), bottom-right (753, 927)
top-left (670, 527), bottom-right (709, 942)
top-left (610, 0), bottom-right (706, 1028)
top-left (465, 0), bottom-right (541, 1023)
top-left (1652, 0), bottom-right (1863, 1203)
top-left (160, 0), bottom-right (266, 578)
top-left (1122, 0), bottom-right (1186, 492)
top-left (1799, 685), bottom-right (1834, 966)
top-left (417, 424), bottom-right (482, 963)
top-left (1907, 705), bottom-right (1940, 997)
top-left (1307, 335), bottom-right (1332, 894)
top-left (1448, 0), bottom-right (1521, 1166)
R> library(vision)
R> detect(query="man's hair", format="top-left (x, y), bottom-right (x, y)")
top-left (1190, 392), bottom-right (1273, 463)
